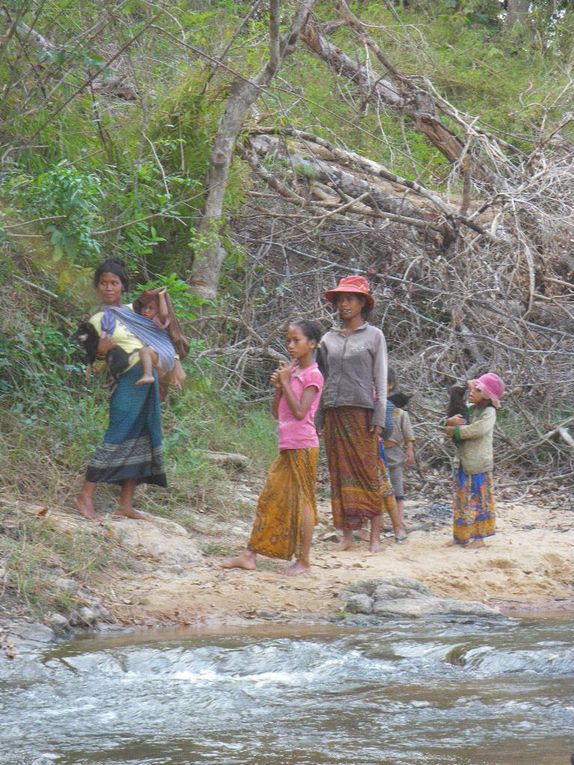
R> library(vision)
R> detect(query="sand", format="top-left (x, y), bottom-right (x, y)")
top-left (91, 496), bottom-right (574, 628)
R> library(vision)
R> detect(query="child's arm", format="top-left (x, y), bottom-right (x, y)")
top-left (455, 407), bottom-right (496, 440)
top-left (270, 366), bottom-right (282, 419)
top-left (157, 288), bottom-right (169, 324)
top-left (402, 411), bottom-right (415, 465)
top-left (446, 415), bottom-right (465, 426)
top-left (445, 414), bottom-right (465, 437)
top-left (278, 364), bottom-right (319, 421)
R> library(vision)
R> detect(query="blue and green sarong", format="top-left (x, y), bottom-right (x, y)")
top-left (86, 363), bottom-right (167, 487)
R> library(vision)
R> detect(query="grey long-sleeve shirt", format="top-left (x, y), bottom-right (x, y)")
top-left (316, 323), bottom-right (388, 429)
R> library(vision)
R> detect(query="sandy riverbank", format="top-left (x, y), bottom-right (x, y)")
top-left (84, 495), bottom-right (574, 629)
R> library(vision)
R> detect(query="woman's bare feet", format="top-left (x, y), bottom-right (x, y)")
top-left (369, 539), bottom-right (382, 553)
top-left (338, 530), bottom-right (355, 551)
top-left (283, 561), bottom-right (310, 576)
top-left (136, 375), bottom-right (155, 386)
top-left (75, 494), bottom-right (96, 520)
top-left (220, 551), bottom-right (257, 570)
top-left (467, 539), bottom-right (485, 549)
top-left (445, 540), bottom-right (461, 547)
top-left (116, 507), bottom-right (145, 520)
top-left (394, 527), bottom-right (408, 543)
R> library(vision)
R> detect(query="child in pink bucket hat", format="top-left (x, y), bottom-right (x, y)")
top-left (444, 371), bottom-right (505, 549)
top-left (470, 373), bottom-right (505, 409)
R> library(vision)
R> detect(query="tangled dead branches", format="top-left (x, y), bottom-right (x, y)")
top-left (194, 121), bottom-right (574, 487)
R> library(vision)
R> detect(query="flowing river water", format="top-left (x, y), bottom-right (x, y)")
top-left (2, 615), bottom-right (573, 765)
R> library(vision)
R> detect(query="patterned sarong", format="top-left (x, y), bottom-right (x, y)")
top-left (86, 363), bottom-right (167, 487)
top-left (324, 407), bottom-right (395, 531)
top-left (452, 465), bottom-right (495, 545)
top-left (248, 448), bottom-right (319, 560)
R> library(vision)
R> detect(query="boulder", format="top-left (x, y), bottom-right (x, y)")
top-left (344, 593), bottom-right (374, 614)
top-left (342, 577), bottom-right (501, 620)
top-left (47, 613), bottom-right (69, 633)
top-left (106, 516), bottom-right (201, 566)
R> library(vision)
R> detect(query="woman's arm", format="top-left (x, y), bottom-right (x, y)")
top-left (371, 330), bottom-right (388, 429)
top-left (96, 334), bottom-right (115, 358)
top-left (315, 343), bottom-right (327, 432)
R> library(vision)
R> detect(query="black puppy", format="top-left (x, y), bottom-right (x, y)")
top-left (74, 321), bottom-right (130, 382)
top-left (388, 392), bottom-right (412, 409)
top-left (447, 384), bottom-right (468, 420)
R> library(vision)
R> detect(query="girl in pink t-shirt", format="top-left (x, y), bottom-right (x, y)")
top-left (221, 320), bottom-right (324, 576)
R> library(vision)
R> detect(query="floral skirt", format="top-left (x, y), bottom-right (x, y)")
top-left (324, 407), bottom-right (396, 531)
top-left (247, 447), bottom-right (318, 561)
top-left (452, 465), bottom-right (495, 545)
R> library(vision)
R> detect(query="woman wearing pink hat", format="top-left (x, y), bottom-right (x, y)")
top-left (317, 275), bottom-right (404, 552)
top-left (445, 372), bottom-right (505, 548)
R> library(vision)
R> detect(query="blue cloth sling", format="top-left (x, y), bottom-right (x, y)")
top-left (103, 306), bottom-right (175, 372)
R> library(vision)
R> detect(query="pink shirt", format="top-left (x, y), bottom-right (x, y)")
top-left (277, 362), bottom-right (324, 451)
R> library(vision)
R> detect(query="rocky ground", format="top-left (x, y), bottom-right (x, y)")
top-left (2, 487), bottom-right (573, 657)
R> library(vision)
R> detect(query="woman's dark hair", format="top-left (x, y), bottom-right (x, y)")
top-left (291, 319), bottom-right (322, 345)
top-left (93, 258), bottom-right (129, 291)
top-left (387, 366), bottom-right (397, 390)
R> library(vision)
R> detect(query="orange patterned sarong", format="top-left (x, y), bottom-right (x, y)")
top-left (324, 406), bottom-right (396, 531)
top-left (247, 447), bottom-right (319, 560)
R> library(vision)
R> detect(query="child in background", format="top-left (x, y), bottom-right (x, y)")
top-left (221, 320), bottom-right (324, 576)
top-left (132, 287), bottom-right (188, 392)
top-left (384, 368), bottom-right (415, 540)
top-left (445, 372), bottom-right (505, 549)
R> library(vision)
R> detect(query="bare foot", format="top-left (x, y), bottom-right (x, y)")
top-left (283, 561), bottom-right (310, 576)
top-left (220, 552), bottom-right (256, 571)
top-left (467, 539), bottom-right (486, 549)
top-left (445, 540), bottom-right (461, 547)
top-left (116, 507), bottom-right (145, 520)
top-left (136, 375), bottom-right (155, 386)
top-left (75, 495), bottom-right (96, 520)
top-left (369, 539), bottom-right (382, 553)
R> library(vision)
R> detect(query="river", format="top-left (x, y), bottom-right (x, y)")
top-left (1, 615), bottom-right (573, 765)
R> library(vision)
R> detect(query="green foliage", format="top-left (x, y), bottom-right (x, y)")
top-left (3, 161), bottom-right (104, 262)
top-left (0, 319), bottom-right (81, 400)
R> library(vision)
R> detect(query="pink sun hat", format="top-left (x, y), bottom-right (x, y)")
top-left (324, 275), bottom-right (375, 310)
top-left (471, 372), bottom-right (505, 408)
